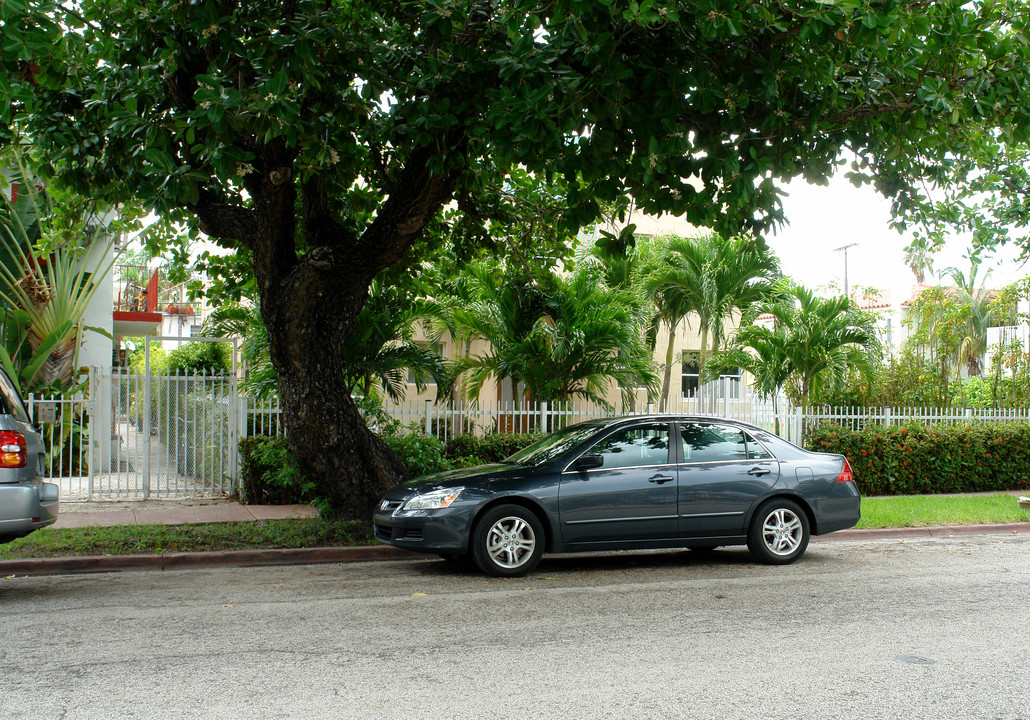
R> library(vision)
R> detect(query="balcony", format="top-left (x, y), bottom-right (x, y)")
top-left (112, 268), bottom-right (162, 339)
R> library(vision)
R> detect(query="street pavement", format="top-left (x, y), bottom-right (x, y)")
top-left (1, 533), bottom-right (1028, 719)
top-left (3, 499), bottom-right (1029, 576)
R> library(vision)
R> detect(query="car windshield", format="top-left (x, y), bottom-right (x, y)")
top-left (502, 423), bottom-right (602, 467)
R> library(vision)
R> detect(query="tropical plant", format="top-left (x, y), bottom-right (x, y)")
top-left (339, 278), bottom-right (448, 404)
top-left (444, 262), bottom-right (656, 409)
top-left (903, 238), bottom-right (936, 285)
top-left (904, 259), bottom-right (1012, 384)
top-left (713, 285), bottom-right (881, 409)
top-left (645, 232), bottom-right (781, 410)
top-left (0, 152), bottom-right (119, 392)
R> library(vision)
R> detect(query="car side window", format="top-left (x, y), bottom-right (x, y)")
top-left (679, 423), bottom-right (747, 463)
top-left (745, 432), bottom-right (774, 460)
top-left (587, 424), bottom-right (670, 469)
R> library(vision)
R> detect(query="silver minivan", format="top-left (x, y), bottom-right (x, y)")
top-left (0, 368), bottom-right (58, 543)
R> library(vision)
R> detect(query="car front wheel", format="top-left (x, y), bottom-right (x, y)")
top-left (471, 504), bottom-right (545, 577)
top-left (747, 499), bottom-right (810, 565)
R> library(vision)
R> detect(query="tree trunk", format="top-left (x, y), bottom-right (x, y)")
top-left (659, 323), bottom-right (677, 413)
top-left (697, 325), bottom-right (709, 413)
top-left (261, 278), bottom-right (409, 520)
top-left (195, 140), bottom-right (461, 520)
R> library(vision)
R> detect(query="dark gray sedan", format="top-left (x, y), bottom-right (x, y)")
top-left (373, 416), bottom-right (860, 576)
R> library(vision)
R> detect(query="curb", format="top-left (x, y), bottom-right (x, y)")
top-left (813, 522), bottom-right (1030, 542)
top-left (1, 545), bottom-right (419, 577)
top-left (3, 523), bottom-right (1029, 577)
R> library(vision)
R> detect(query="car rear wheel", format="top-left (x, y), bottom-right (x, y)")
top-left (747, 499), bottom-right (810, 565)
top-left (471, 504), bottom-right (544, 577)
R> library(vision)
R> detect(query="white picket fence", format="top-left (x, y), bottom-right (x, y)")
top-left (31, 369), bottom-right (1030, 502)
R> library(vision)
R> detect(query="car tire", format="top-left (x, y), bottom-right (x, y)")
top-left (471, 504), bottom-right (545, 577)
top-left (747, 499), bottom-right (810, 565)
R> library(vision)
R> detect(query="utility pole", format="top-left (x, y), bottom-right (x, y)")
top-left (834, 242), bottom-right (858, 298)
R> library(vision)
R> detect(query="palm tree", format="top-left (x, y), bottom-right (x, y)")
top-left (904, 238), bottom-right (936, 284)
top-left (444, 263), bottom-right (657, 409)
top-left (905, 259), bottom-right (1009, 382)
top-left (645, 232), bottom-right (780, 410)
top-left (340, 279), bottom-right (448, 403)
top-left (714, 285), bottom-right (880, 410)
top-left (708, 321), bottom-right (793, 434)
top-left (945, 261), bottom-right (1003, 377)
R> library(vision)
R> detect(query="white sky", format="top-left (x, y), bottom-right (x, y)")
top-left (767, 174), bottom-right (1030, 301)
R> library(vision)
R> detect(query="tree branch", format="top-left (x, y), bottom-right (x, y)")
top-left (189, 190), bottom-right (258, 245)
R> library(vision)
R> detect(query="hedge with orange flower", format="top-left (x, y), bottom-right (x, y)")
top-left (804, 423), bottom-right (1030, 496)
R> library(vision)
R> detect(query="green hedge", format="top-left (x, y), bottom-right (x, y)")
top-left (805, 423), bottom-right (1030, 496)
top-left (238, 431), bottom-right (541, 505)
top-left (442, 433), bottom-right (541, 465)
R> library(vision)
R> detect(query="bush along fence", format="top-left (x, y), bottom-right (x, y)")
top-left (236, 432), bottom-right (541, 506)
top-left (805, 422), bottom-right (1030, 496)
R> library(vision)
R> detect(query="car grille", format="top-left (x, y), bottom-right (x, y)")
top-left (380, 499), bottom-right (403, 512)
top-left (376, 525), bottom-right (423, 542)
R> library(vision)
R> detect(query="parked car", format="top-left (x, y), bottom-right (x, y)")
top-left (0, 368), bottom-right (58, 544)
top-left (374, 415), bottom-right (860, 576)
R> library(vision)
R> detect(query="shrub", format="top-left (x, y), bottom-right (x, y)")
top-left (238, 430), bottom-right (545, 505)
top-left (167, 341), bottom-right (232, 375)
top-left (443, 433), bottom-right (541, 465)
top-left (382, 432), bottom-right (453, 478)
top-left (238, 435), bottom-right (316, 504)
top-left (127, 342), bottom-right (168, 374)
top-left (805, 422), bottom-right (1030, 496)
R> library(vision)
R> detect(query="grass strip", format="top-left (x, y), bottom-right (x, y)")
top-left (0, 518), bottom-right (376, 560)
top-left (2, 494), bottom-right (1027, 559)
top-left (857, 493), bottom-right (1029, 529)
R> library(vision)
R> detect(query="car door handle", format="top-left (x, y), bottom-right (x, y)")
top-left (648, 474), bottom-right (675, 485)
top-left (747, 467), bottom-right (771, 477)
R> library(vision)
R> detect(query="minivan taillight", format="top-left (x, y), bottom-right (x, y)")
top-left (0, 430), bottom-right (28, 468)
top-left (836, 458), bottom-right (854, 483)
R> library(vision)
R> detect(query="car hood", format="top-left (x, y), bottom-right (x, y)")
top-left (398, 463), bottom-right (521, 493)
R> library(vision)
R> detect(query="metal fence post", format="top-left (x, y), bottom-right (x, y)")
top-left (539, 401), bottom-right (549, 435)
top-left (143, 337), bottom-right (152, 500)
top-left (424, 399), bottom-right (432, 437)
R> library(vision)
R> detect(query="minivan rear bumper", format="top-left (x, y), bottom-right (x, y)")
top-left (0, 481), bottom-right (59, 541)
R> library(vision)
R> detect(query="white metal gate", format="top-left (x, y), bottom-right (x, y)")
top-left (32, 362), bottom-right (240, 502)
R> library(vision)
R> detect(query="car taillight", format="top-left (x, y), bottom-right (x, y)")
top-left (836, 458), bottom-right (854, 483)
top-left (0, 430), bottom-right (28, 468)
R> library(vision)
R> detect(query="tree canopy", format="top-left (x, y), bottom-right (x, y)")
top-left (4, 0), bottom-right (1030, 517)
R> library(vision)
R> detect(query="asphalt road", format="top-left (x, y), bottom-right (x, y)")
top-left (2, 535), bottom-right (1028, 720)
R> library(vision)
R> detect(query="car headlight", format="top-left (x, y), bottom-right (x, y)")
top-left (402, 487), bottom-right (464, 511)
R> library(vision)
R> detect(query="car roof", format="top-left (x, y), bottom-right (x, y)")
top-left (591, 414), bottom-right (766, 432)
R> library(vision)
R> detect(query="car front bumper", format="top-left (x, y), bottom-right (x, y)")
top-left (372, 504), bottom-right (475, 553)
top-left (0, 481), bottom-right (59, 541)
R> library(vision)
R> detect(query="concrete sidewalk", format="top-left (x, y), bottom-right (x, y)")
top-left (53, 499), bottom-right (317, 529)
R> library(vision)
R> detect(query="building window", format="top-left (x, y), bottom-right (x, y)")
top-left (682, 362), bottom-right (743, 399)
top-left (681, 361), bottom-right (700, 397)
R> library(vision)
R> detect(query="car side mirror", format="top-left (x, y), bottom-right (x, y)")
top-left (571, 453), bottom-right (603, 471)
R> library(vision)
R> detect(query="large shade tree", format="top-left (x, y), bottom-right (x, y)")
top-left (4, 1), bottom-right (1030, 517)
